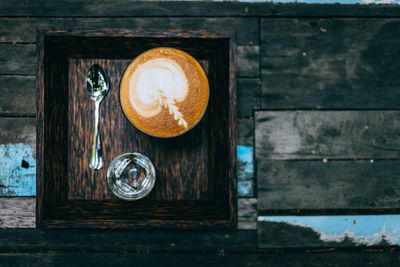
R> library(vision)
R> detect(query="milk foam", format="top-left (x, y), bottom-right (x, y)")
top-left (129, 58), bottom-right (188, 118)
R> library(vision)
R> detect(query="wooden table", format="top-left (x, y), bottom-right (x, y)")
top-left (1, 1), bottom-right (400, 265)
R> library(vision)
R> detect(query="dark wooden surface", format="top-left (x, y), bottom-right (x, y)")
top-left (0, 44), bottom-right (36, 75)
top-left (0, 76), bottom-right (35, 115)
top-left (256, 111), bottom-right (400, 160)
top-left (2, 250), bottom-right (399, 267)
top-left (0, 197), bottom-right (257, 229)
top-left (261, 18), bottom-right (400, 110)
top-left (2, 1), bottom-right (400, 264)
top-left (0, 18), bottom-right (258, 45)
top-left (237, 119), bottom-right (254, 147)
top-left (68, 58), bottom-right (209, 201)
top-left (0, 43), bottom-right (255, 77)
top-left (36, 29), bottom-right (237, 229)
top-left (237, 79), bottom-right (260, 119)
top-left (258, 160), bottom-right (400, 210)
top-left (0, 229), bottom-right (399, 266)
top-left (0, 118), bottom-right (35, 144)
top-left (1, 1), bottom-right (400, 17)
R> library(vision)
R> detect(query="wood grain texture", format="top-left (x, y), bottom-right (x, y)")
top-left (255, 111), bottom-right (400, 160)
top-left (238, 198), bottom-right (257, 230)
top-left (36, 29), bottom-right (236, 229)
top-left (0, 197), bottom-right (254, 229)
top-left (68, 59), bottom-right (208, 201)
top-left (0, 17), bottom-right (258, 45)
top-left (237, 78), bottom-right (260, 119)
top-left (258, 160), bottom-right (400, 210)
top-left (0, 43), bottom-right (253, 77)
top-left (0, 1), bottom-right (399, 17)
top-left (36, 32), bottom-right (70, 227)
top-left (0, 76), bottom-right (35, 115)
top-left (0, 44), bottom-right (36, 75)
top-left (0, 118), bottom-right (35, 145)
top-left (0, 197), bottom-right (35, 228)
top-left (261, 19), bottom-right (400, 109)
top-left (1, 227), bottom-right (399, 263)
top-left (2, 251), bottom-right (400, 266)
top-left (0, 228), bottom-right (257, 251)
top-left (237, 46), bottom-right (259, 78)
top-left (238, 119), bottom-right (254, 147)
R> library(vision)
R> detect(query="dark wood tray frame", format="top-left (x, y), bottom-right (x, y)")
top-left (36, 29), bottom-right (237, 229)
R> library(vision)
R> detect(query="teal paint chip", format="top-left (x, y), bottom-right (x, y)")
top-left (237, 145), bottom-right (254, 197)
top-left (0, 144), bottom-right (36, 196)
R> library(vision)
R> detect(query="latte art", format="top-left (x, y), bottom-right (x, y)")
top-left (129, 58), bottom-right (189, 127)
top-left (120, 47), bottom-right (209, 137)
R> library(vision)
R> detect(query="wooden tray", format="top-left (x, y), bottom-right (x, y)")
top-left (36, 29), bottom-right (237, 228)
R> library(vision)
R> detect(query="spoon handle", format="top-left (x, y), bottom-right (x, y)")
top-left (89, 100), bottom-right (103, 170)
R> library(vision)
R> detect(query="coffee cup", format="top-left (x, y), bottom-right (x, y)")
top-left (120, 47), bottom-right (209, 138)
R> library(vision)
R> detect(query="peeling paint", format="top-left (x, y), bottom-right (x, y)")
top-left (259, 215), bottom-right (400, 245)
top-left (0, 144), bottom-right (36, 196)
top-left (237, 145), bottom-right (255, 197)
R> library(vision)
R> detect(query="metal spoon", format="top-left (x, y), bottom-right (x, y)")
top-left (87, 64), bottom-right (109, 170)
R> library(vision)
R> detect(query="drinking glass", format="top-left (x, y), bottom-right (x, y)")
top-left (107, 153), bottom-right (155, 201)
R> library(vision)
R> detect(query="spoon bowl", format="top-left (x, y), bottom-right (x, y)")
top-left (87, 64), bottom-right (109, 100)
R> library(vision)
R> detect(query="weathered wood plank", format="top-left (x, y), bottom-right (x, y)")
top-left (0, 144), bottom-right (36, 196)
top-left (0, 1), bottom-right (399, 17)
top-left (0, 44), bottom-right (36, 75)
top-left (238, 198), bottom-right (257, 230)
top-left (0, 118), bottom-right (36, 196)
top-left (0, 44), bottom-right (255, 77)
top-left (258, 160), bottom-right (400, 210)
top-left (237, 46), bottom-right (259, 77)
top-left (0, 197), bottom-right (255, 228)
top-left (0, 17), bottom-right (258, 45)
top-left (237, 78), bottom-right (260, 119)
top-left (261, 19), bottom-right (400, 109)
top-left (0, 18), bottom-right (258, 45)
top-left (255, 111), bottom-right (400, 160)
top-left (0, 228), bottom-right (257, 251)
top-left (1, 251), bottom-right (400, 266)
top-left (0, 75), bottom-right (35, 115)
top-left (0, 118), bottom-right (35, 145)
top-left (258, 215), bottom-right (400, 248)
top-left (238, 119), bottom-right (254, 147)
top-left (0, 197), bottom-right (35, 228)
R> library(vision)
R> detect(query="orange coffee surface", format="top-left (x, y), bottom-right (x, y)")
top-left (120, 47), bottom-right (209, 137)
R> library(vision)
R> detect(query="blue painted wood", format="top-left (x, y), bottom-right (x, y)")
top-left (259, 215), bottom-right (400, 246)
top-left (237, 145), bottom-right (255, 197)
top-left (0, 144), bottom-right (36, 196)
